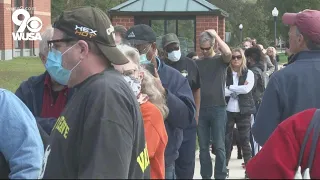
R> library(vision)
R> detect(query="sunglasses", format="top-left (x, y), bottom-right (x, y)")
top-left (232, 55), bottom-right (242, 60)
top-left (200, 46), bottom-right (212, 51)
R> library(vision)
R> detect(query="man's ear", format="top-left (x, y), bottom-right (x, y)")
top-left (139, 71), bottom-right (144, 81)
top-left (77, 40), bottom-right (89, 57)
top-left (39, 54), bottom-right (46, 65)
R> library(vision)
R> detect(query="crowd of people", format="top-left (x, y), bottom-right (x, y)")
top-left (0, 6), bottom-right (319, 179)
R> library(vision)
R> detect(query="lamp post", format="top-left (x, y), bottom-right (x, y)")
top-left (272, 7), bottom-right (279, 47)
top-left (239, 24), bottom-right (243, 44)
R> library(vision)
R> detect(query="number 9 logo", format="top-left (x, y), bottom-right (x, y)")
top-left (12, 9), bottom-right (42, 33)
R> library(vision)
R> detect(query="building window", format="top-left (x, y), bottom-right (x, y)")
top-left (15, 0), bottom-right (22, 7)
top-left (14, 25), bottom-right (22, 49)
top-left (147, 17), bottom-right (195, 55)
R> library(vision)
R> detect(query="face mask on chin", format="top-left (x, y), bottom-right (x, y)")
top-left (168, 49), bottom-right (182, 62)
top-left (45, 44), bottom-right (81, 86)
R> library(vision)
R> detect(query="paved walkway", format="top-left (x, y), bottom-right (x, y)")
top-left (193, 146), bottom-right (246, 179)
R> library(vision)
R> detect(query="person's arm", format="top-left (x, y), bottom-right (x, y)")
top-left (155, 70), bottom-right (196, 129)
top-left (225, 87), bottom-right (232, 96)
top-left (193, 89), bottom-right (200, 124)
top-left (142, 105), bottom-right (163, 158)
top-left (246, 115), bottom-right (301, 179)
top-left (265, 56), bottom-right (275, 76)
top-left (252, 76), bottom-right (282, 146)
top-left (229, 70), bottom-right (255, 94)
top-left (206, 29), bottom-right (231, 63)
top-left (0, 90), bottom-right (44, 179)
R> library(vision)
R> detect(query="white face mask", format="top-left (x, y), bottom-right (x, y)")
top-left (168, 49), bottom-right (182, 62)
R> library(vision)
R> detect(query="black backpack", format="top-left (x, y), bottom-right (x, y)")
top-left (294, 109), bottom-right (320, 179)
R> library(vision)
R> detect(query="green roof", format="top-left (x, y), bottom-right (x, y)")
top-left (109, 0), bottom-right (228, 17)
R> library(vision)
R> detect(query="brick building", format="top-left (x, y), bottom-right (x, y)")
top-left (109, 0), bottom-right (228, 56)
top-left (0, 0), bottom-right (51, 60)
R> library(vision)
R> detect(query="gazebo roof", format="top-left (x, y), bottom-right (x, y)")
top-left (109, 0), bottom-right (228, 17)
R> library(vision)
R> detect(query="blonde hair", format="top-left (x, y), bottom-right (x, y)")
top-left (140, 68), bottom-right (169, 119)
top-left (117, 44), bottom-right (169, 119)
top-left (231, 48), bottom-right (247, 77)
top-left (267, 47), bottom-right (277, 57)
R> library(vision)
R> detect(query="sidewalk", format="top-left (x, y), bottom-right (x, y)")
top-left (193, 146), bottom-right (246, 179)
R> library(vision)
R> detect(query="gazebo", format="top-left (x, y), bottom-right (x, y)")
top-left (109, 0), bottom-right (228, 55)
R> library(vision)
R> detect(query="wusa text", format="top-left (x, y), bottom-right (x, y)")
top-left (12, 9), bottom-right (42, 41)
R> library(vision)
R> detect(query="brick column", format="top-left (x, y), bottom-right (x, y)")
top-left (111, 16), bottom-right (135, 30)
top-left (195, 15), bottom-right (218, 56)
top-left (218, 17), bottom-right (225, 42)
top-left (0, 0), bottom-right (13, 60)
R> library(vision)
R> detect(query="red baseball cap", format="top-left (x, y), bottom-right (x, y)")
top-left (282, 10), bottom-right (320, 43)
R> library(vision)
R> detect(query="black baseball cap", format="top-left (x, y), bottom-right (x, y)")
top-left (125, 24), bottom-right (157, 45)
top-left (53, 6), bottom-right (129, 65)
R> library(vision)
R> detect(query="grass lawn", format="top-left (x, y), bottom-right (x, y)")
top-left (0, 57), bottom-right (44, 92)
top-left (278, 53), bottom-right (288, 65)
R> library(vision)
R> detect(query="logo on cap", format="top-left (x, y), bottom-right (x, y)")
top-left (128, 32), bottom-right (135, 38)
top-left (75, 25), bottom-right (97, 38)
top-left (106, 25), bottom-right (114, 35)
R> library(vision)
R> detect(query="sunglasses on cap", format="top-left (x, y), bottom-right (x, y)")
top-left (232, 55), bottom-right (242, 60)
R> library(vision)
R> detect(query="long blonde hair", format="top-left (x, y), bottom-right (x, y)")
top-left (140, 68), bottom-right (169, 119)
top-left (117, 44), bottom-right (169, 119)
top-left (230, 48), bottom-right (247, 77)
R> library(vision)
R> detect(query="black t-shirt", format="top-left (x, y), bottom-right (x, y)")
top-left (196, 55), bottom-right (228, 107)
top-left (39, 69), bottom-right (150, 179)
top-left (165, 56), bottom-right (201, 91)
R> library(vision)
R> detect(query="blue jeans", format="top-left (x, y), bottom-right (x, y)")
top-left (165, 163), bottom-right (176, 179)
top-left (197, 106), bottom-right (227, 179)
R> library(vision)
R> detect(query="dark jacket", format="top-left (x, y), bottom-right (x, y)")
top-left (156, 58), bottom-right (196, 167)
top-left (225, 67), bottom-right (256, 115)
top-left (253, 51), bottom-right (320, 146)
top-left (249, 63), bottom-right (265, 104)
top-left (15, 72), bottom-right (75, 136)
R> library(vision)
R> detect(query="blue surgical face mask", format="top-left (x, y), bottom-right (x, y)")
top-left (45, 44), bottom-right (81, 86)
top-left (139, 45), bottom-right (152, 65)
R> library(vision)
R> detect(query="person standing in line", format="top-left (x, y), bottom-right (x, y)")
top-left (161, 33), bottom-right (201, 179)
top-left (253, 9), bottom-right (320, 146)
top-left (39, 7), bottom-right (149, 179)
top-left (196, 29), bottom-right (232, 179)
top-left (114, 44), bottom-right (169, 179)
top-left (266, 47), bottom-right (279, 71)
top-left (224, 48), bottom-right (255, 178)
top-left (125, 24), bottom-right (196, 179)
top-left (0, 89), bottom-right (44, 179)
top-left (244, 47), bottom-right (265, 156)
top-left (15, 26), bottom-right (75, 136)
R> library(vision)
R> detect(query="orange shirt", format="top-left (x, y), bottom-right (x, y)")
top-left (140, 101), bottom-right (168, 179)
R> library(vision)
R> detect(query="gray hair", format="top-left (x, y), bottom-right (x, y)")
top-left (117, 44), bottom-right (169, 119)
top-left (117, 44), bottom-right (140, 65)
top-left (39, 26), bottom-right (54, 56)
top-left (199, 31), bottom-right (215, 46)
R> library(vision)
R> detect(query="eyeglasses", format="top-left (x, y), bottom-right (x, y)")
top-left (232, 55), bottom-right (242, 60)
top-left (200, 46), bottom-right (212, 51)
top-left (47, 38), bottom-right (76, 51)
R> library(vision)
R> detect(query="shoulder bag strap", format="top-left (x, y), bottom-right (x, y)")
top-left (306, 109), bottom-right (320, 170)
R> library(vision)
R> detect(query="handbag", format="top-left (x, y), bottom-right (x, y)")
top-left (294, 109), bottom-right (320, 179)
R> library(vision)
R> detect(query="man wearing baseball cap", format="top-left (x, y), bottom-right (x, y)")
top-left (125, 24), bottom-right (196, 179)
top-left (161, 33), bottom-right (201, 179)
top-left (39, 7), bottom-right (149, 179)
top-left (253, 10), bottom-right (320, 146)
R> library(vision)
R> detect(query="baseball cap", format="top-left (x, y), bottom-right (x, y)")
top-left (162, 33), bottom-right (180, 48)
top-left (53, 6), bottom-right (129, 65)
top-left (282, 10), bottom-right (320, 44)
top-left (125, 24), bottom-right (157, 45)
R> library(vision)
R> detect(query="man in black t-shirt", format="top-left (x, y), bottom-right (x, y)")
top-left (161, 33), bottom-right (201, 179)
top-left (39, 7), bottom-right (149, 179)
top-left (196, 29), bottom-right (232, 179)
